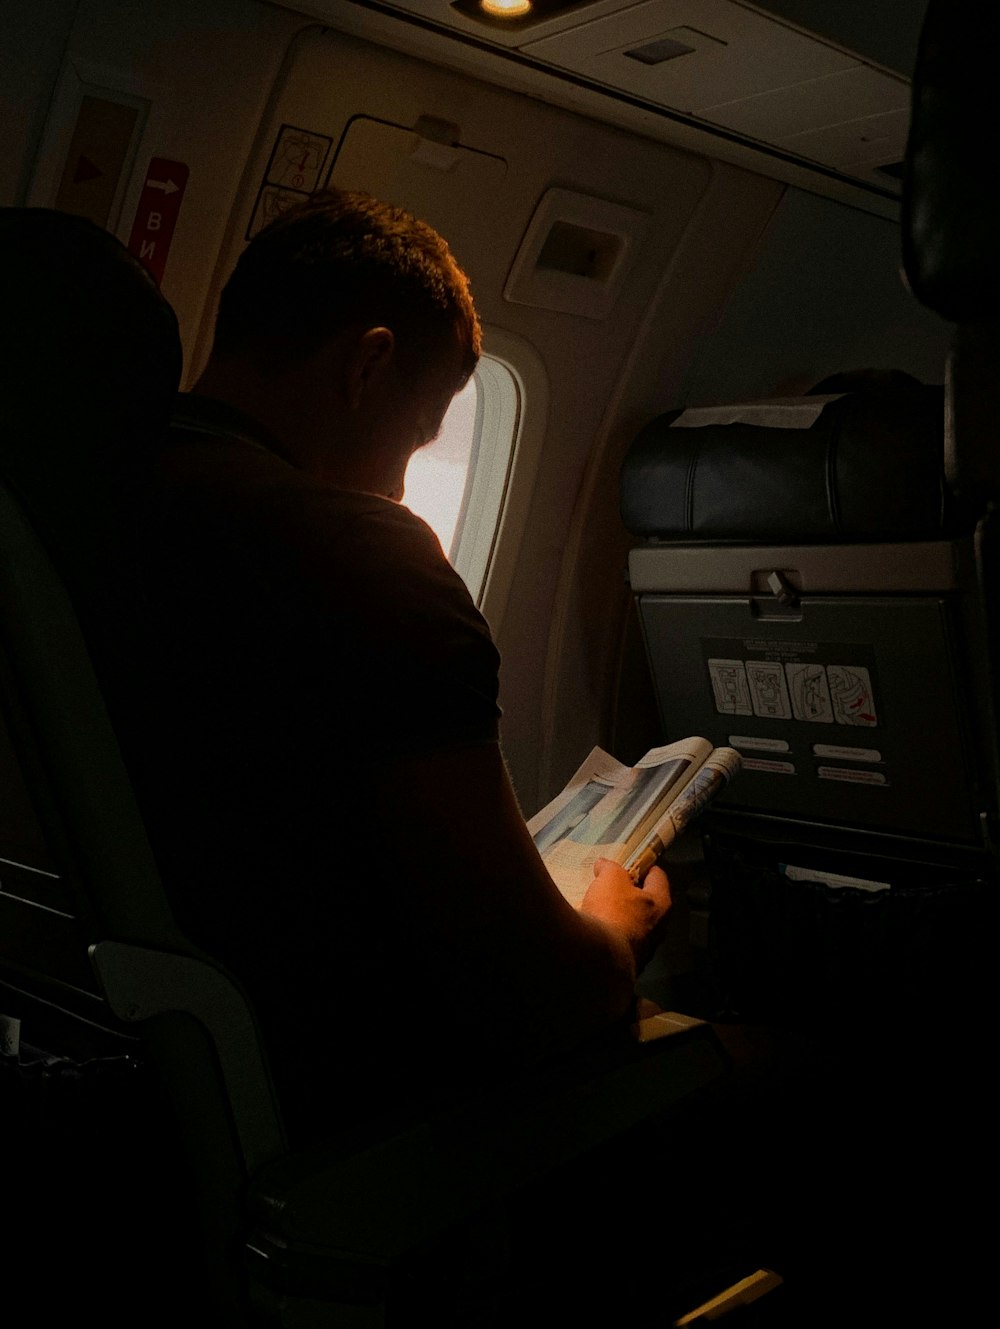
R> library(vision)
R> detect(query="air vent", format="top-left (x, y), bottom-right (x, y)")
top-left (536, 220), bottom-right (622, 279)
top-left (505, 187), bottom-right (649, 319)
top-left (624, 26), bottom-right (726, 67)
top-left (625, 36), bottom-right (697, 66)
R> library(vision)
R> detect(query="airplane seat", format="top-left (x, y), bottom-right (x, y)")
top-left (902, 0), bottom-right (1000, 803)
top-left (619, 368), bottom-right (996, 1044)
top-left (0, 206), bottom-right (753, 1328)
top-left (0, 205), bottom-right (257, 1318)
top-left (0, 207), bottom-right (180, 590)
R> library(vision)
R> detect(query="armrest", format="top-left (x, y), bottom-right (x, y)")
top-left (89, 938), bottom-right (286, 1171)
top-left (91, 938), bottom-right (729, 1307)
top-left (244, 1018), bottom-right (728, 1287)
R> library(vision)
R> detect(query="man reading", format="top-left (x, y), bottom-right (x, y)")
top-left (130, 188), bottom-right (671, 1145)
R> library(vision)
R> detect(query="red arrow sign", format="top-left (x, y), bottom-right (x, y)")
top-left (127, 157), bottom-right (189, 284)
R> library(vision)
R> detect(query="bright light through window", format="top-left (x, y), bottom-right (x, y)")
top-left (403, 377), bottom-right (478, 557)
top-left (400, 354), bottom-right (520, 607)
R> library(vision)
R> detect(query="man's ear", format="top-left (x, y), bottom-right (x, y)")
top-left (348, 326), bottom-right (395, 408)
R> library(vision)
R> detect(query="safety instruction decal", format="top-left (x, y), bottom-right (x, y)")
top-left (705, 640), bottom-right (879, 728)
top-left (247, 124), bottom-right (333, 239)
top-left (128, 157), bottom-right (189, 285)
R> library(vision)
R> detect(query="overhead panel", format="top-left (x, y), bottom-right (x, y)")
top-left (325, 0), bottom-right (624, 48)
top-left (521, 0), bottom-right (858, 112)
top-left (519, 0), bottom-right (907, 186)
top-left (699, 66), bottom-right (905, 141)
top-left (699, 63), bottom-right (909, 178)
top-left (299, 0), bottom-right (910, 203)
top-left (780, 107), bottom-right (909, 175)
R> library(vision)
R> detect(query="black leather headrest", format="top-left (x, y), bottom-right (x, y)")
top-left (0, 208), bottom-right (182, 443)
top-left (621, 382), bottom-right (948, 543)
top-left (0, 208), bottom-right (182, 614)
top-left (902, 0), bottom-right (1000, 322)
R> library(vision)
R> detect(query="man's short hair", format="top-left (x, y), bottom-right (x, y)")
top-left (212, 189), bottom-right (481, 381)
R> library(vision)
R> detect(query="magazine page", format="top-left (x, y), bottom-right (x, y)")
top-left (526, 738), bottom-right (713, 906)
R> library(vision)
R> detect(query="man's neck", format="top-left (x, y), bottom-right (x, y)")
top-left (191, 358), bottom-right (350, 482)
top-left (191, 342), bottom-right (408, 500)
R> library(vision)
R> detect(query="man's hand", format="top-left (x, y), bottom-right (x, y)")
top-left (579, 857), bottom-right (671, 972)
top-left (374, 744), bottom-right (674, 1060)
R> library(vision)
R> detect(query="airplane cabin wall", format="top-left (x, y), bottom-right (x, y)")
top-left (679, 185), bottom-right (951, 404)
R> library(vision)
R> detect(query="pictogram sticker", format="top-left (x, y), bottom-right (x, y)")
top-left (826, 664), bottom-right (878, 726)
top-left (707, 658), bottom-right (752, 716)
top-left (247, 124), bottom-right (334, 239)
top-left (247, 184), bottom-right (309, 239)
top-left (746, 659), bottom-right (792, 719)
top-left (785, 663), bottom-right (833, 723)
top-left (127, 157), bottom-right (189, 284)
top-left (704, 640), bottom-right (881, 728)
top-left (266, 125), bottom-right (331, 191)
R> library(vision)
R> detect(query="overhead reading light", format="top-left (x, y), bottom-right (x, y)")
top-left (451, 0), bottom-right (598, 29)
top-left (480, 0), bottom-right (532, 15)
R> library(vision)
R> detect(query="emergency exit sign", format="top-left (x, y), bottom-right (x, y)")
top-left (128, 157), bottom-right (189, 284)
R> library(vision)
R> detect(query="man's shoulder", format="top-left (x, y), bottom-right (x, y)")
top-left (160, 392), bottom-right (493, 651)
top-left (159, 395), bottom-right (502, 746)
top-left (163, 392), bottom-right (426, 549)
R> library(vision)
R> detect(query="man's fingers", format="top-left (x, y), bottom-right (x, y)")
top-left (638, 864), bottom-right (671, 911)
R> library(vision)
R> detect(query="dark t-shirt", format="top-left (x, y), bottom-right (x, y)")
top-left (127, 393), bottom-right (502, 1143)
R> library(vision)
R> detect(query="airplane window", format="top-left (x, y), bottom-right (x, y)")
top-left (403, 355), bottom-right (519, 604)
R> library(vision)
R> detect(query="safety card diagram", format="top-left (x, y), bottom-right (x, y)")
top-left (706, 644), bottom-right (878, 727)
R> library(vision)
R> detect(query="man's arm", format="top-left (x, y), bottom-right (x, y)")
top-left (374, 740), bottom-right (671, 1068)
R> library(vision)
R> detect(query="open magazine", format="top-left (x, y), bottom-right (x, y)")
top-left (527, 738), bottom-right (742, 906)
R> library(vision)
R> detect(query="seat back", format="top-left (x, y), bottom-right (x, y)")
top-left (901, 0), bottom-right (1000, 852)
top-left (903, 0), bottom-right (1000, 514)
top-left (0, 208), bottom-right (286, 1323)
top-left (620, 377), bottom-right (993, 841)
top-left (620, 357), bottom-right (996, 1024)
top-left (0, 205), bottom-right (183, 986)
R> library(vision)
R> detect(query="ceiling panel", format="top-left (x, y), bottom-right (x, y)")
top-left (778, 107), bottom-right (910, 172)
top-left (700, 66), bottom-right (907, 141)
top-left (521, 0), bottom-right (858, 112)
